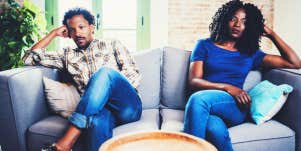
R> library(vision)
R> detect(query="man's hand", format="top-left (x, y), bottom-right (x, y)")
top-left (224, 84), bottom-right (251, 109)
top-left (54, 26), bottom-right (69, 38)
top-left (31, 26), bottom-right (70, 50)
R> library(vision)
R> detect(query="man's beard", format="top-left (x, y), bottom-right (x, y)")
top-left (77, 42), bottom-right (91, 50)
top-left (75, 37), bottom-right (92, 50)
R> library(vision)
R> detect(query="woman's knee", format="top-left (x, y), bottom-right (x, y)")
top-left (186, 90), bottom-right (233, 110)
top-left (206, 116), bottom-right (230, 140)
top-left (186, 91), bottom-right (212, 110)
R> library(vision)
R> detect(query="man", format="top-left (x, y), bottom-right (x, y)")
top-left (23, 8), bottom-right (142, 151)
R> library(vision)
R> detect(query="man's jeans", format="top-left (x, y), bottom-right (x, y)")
top-left (69, 67), bottom-right (142, 151)
top-left (183, 90), bottom-right (247, 151)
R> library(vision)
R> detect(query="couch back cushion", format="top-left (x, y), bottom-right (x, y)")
top-left (161, 47), bottom-right (191, 109)
top-left (243, 70), bottom-right (262, 91)
top-left (133, 48), bottom-right (162, 109)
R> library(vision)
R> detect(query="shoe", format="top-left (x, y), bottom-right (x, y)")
top-left (41, 143), bottom-right (57, 151)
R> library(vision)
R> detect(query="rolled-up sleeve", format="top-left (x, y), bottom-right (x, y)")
top-left (112, 40), bottom-right (141, 88)
top-left (22, 48), bottom-right (64, 70)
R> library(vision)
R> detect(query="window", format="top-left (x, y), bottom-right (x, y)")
top-left (45, 0), bottom-right (150, 51)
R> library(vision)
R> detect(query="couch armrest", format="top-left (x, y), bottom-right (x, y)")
top-left (263, 68), bottom-right (301, 151)
top-left (0, 66), bottom-right (59, 151)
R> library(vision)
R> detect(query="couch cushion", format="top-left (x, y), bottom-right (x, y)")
top-left (113, 109), bottom-right (160, 136)
top-left (43, 77), bottom-right (80, 118)
top-left (160, 109), bottom-right (184, 131)
top-left (27, 116), bottom-right (84, 151)
top-left (160, 109), bottom-right (294, 151)
top-left (161, 47), bottom-right (191, 109)
top-left (230, 121), bottom-right (295, 151)
top-left (132, 49), bottom-right (161, 109)
top-left (28, 109), bottom-right (159, 150)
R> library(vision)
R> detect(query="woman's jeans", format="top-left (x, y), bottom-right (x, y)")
top-left (183, 90), bottom-right (247, 151)
top-left (68, 67), bottom-right (142, 151)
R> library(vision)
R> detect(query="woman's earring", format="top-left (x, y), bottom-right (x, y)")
top-left (215, 34), bottom-right (219, 41)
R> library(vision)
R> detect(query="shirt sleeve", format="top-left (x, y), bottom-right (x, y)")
top-left (22, 48), bottom-right (65, 70)
top-left (190, 39), bottom-right (206, 62)
top-left (252, 49), bottom-right (266, 69)
top-left (111, 40), bottom-right (141, 88)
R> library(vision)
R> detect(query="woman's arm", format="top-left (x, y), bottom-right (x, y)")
top-left (189, 61), bottom-right (251, 105)
top-left (261, 25), bottom-right (301, 69)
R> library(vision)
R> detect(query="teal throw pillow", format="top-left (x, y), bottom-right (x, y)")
top-left (248, 80), bottom-right (293, 125)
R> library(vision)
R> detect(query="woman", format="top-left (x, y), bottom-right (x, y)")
top-left (183, 1), bottom-right (301, 151)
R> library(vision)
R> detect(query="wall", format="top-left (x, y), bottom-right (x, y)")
top-left (150, 0), bottom-right (168, 49)
top-left (274, 0), bottom-right (301, 56)
top-left (168, 0), bottom-right (274, 51)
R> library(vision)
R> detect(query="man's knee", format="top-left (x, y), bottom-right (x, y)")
top-left (92, 67), bottom-right (118, 79)
top-left (118, 105), bottom-right (142, 124)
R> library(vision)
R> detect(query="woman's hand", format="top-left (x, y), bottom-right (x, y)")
top-left (263, 24), bottom-right (274, 38)
top-left (224, 84), bottom-right (251, 109)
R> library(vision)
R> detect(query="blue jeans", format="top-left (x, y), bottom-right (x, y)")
top-left (69, 67), bottom-right (142, 151)
top-left (183, 90), bottom-right (247, 151)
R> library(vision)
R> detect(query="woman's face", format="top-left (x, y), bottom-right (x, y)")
top-left (228, 8), bottom-right (246, 39)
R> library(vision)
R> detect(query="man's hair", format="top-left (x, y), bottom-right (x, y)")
top-left (62, 8), bottom-right (95, 26)
top-left (209, 0), bottom-right (265, 54)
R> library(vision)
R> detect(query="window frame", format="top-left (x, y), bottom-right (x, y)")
top-left (45, 0), bottom-right (150, 51)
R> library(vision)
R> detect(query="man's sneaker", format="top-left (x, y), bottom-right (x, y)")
top-left (41, 143), bottom-right (57, 151)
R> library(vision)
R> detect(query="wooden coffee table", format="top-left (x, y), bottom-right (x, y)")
top-left (99, 131), bottom-right (217, 151)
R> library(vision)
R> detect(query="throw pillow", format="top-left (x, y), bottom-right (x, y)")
top-left (248, 80), bottom-right (293, 125)
top-left (43, 77), bottom-right (80, 118)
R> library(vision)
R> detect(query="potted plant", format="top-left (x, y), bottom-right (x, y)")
top-left (0, 0), bottom-right (45, 71)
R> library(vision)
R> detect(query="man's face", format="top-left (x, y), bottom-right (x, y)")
top-left (67, 15), bottom-right (95, 49)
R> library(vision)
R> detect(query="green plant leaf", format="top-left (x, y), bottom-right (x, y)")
top-left (0, 1), bottom-right (46, 71)
top-left (8, 41), bottom-right (17, 48)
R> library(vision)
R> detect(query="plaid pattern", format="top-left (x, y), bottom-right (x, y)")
top-left (23, 39), bottom-right (141, 95)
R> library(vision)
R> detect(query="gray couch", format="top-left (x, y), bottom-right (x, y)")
top-left (0, 47), bottom-right (300, 151)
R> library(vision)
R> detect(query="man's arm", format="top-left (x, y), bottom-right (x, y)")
top-left (112, 40), bottom-right (141, 88)
top-left (31, 26), bottom-right (69, 50)
top-left (22, 26), bottom-right (69, 69)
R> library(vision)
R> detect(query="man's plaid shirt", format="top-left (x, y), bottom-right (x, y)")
top-left (22, 39), bottom-right (141, 95)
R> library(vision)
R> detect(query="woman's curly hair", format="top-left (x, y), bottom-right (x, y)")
top-left (209, 0), bottom-right (265, 54)
top-left (63, 8), bottom-right (95, 26)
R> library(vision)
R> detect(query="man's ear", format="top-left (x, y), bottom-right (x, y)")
top-left (65, 24), bottom-right (71, 38)
top-left (90, 25), bottom-right (95, 34)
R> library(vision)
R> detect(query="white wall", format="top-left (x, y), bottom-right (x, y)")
top-left (150, 0), bottom-right (168, 49)
top-left (29, 0), bottom-right (44, 11)
top-left (274, 0), bottom-right (301, 57)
